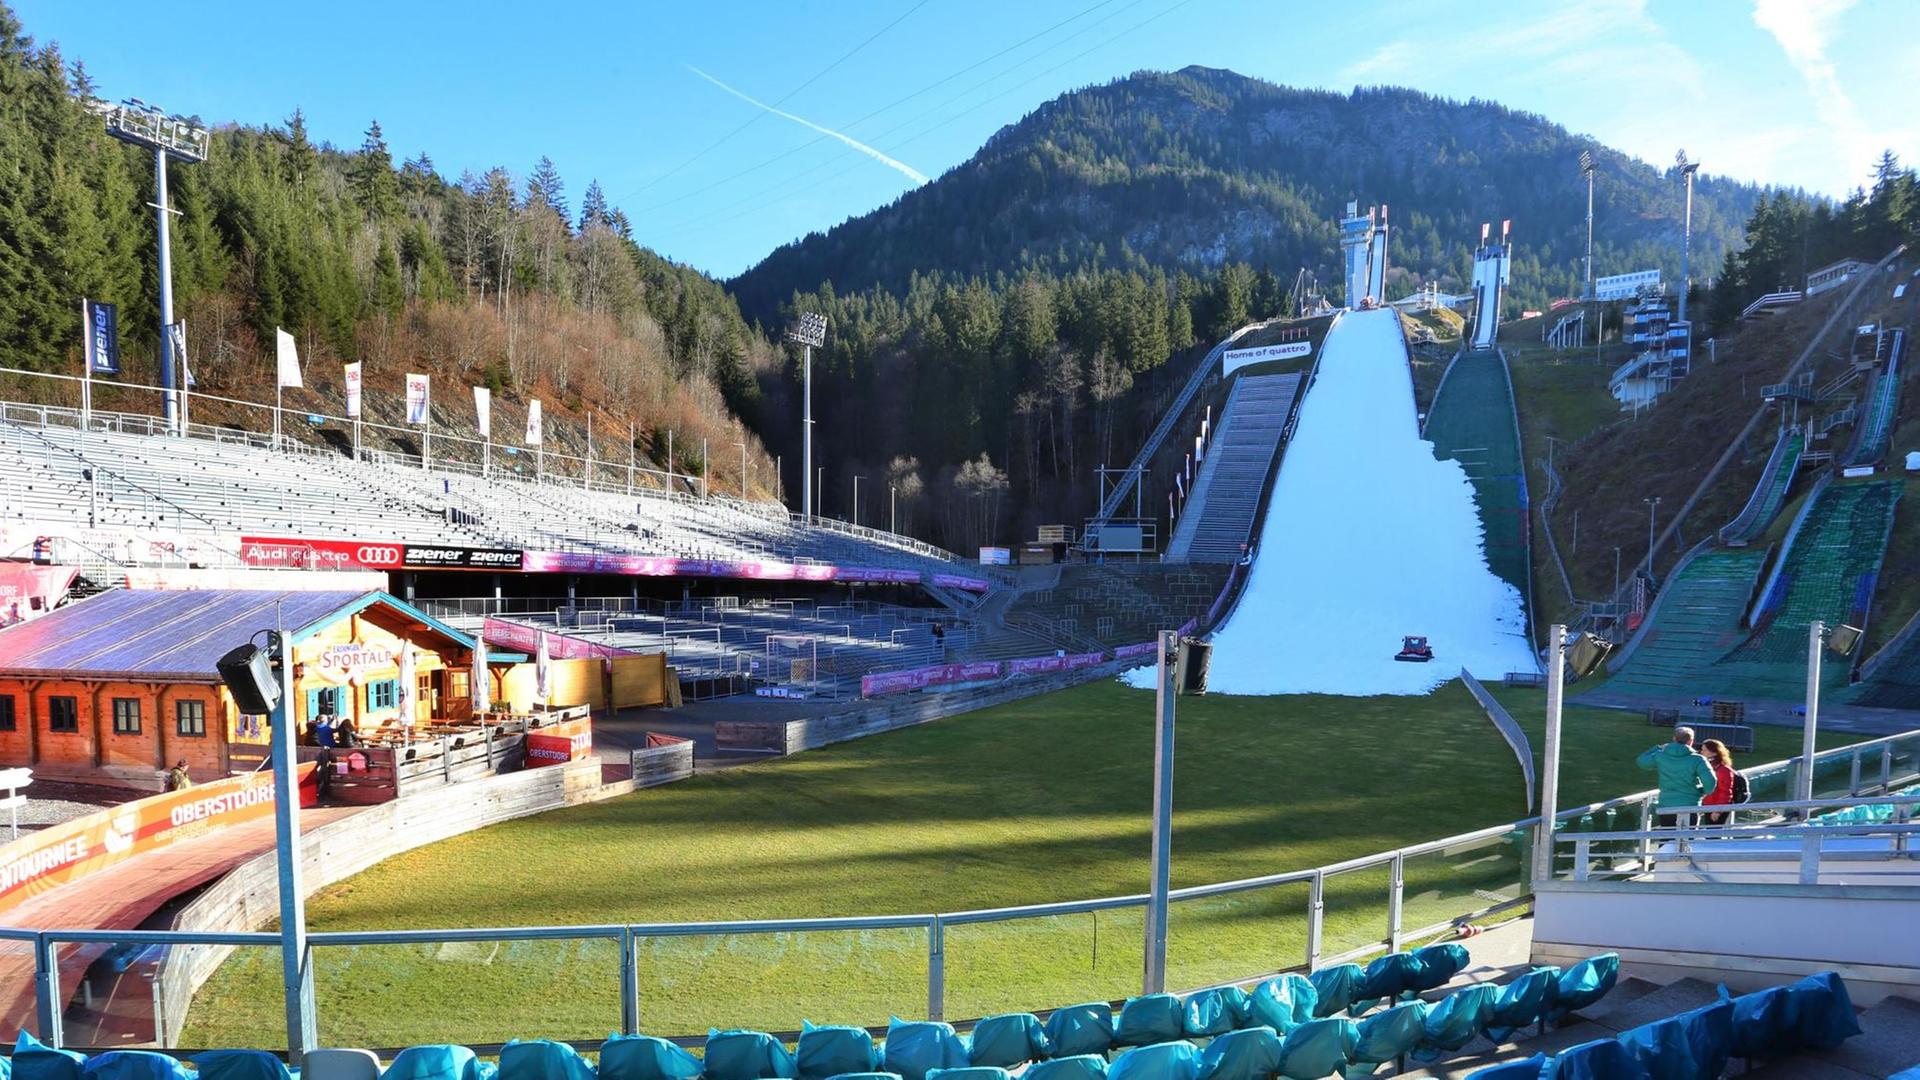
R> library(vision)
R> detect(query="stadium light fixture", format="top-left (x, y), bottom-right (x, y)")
top-left (95, 98), bottom-right (209, 437)
top-left (1579, 150), bottom-right (1596, 302)
top-left (1676, 150), bottom-right (1701, 325)
top-left (786, 312), bottom-right (828, 523)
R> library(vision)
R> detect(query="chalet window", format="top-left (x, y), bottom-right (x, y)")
top-left (176, 699), bottom-right (207, 737)
top-left (0, 694), bottom-right (14, 732)
top-left (111, 698), bottom-right (142, 735)
top-left (48, 696), bottom-right (79, 733)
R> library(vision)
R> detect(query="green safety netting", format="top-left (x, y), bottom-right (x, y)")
top-left (1040, 1005), bottom-right (1114, 1059)
top-left (1194, 1027), bottom-right (1284, 1080)
top-left (879, 1020), bottom-right (966, 1080)
top-left (796, 1024), bottom-right (878, 1080)
top-left (1181, 987), bottom-right (1249, 1038)
top-left (703, 1031), bottom-right (795, 1080)
top-left (1115, 995), bottom-right (1185, 1047)
top-left (500, 1040), bottom-right (598, 1080)
top-left (598, 1036), bottom-right (702, 1080)
top-left (965, 1014), bottom-right (1048, 1069)
top-left (1244, 975), bottom-right (1316, 1033)
top-left (1106, 1042), bottom-right (1201, 1080)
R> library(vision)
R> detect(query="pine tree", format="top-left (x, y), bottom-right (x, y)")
top-left (527, 155), bottom-right (567, 225)
top-left (349, 120), bottom-right (401, 219)
top-left (578, 179), bottom-right (610, 232)
top-left (281, 108), bottom-right (316, 186)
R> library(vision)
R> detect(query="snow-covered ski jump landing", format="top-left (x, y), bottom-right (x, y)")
top-left (1154, 308), bottom-right (1534, 695)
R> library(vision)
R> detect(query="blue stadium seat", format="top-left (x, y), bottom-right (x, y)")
top-left (1244, 975), bottom-right (1316, 1033)
top-left (11, 1032), bottom-right (86, 1080)
top-left (1780, 971), bottom-right (1864, 1050)
top-left (797, 1025), bottom-right (879, 1080)
top-left (1407, 943), bottom-right (1471, 993)
top-left (822, 1074), bottom-right (900, 1080)
top-left (1482, 966), bottom-right (1559, 1042)
top-left (383, 1045), bottom-right (489, 1080)
top-left (1182, 986), bottom-right (1249, 1037)
top-left (1617, 999), bottom-right (1734, 1080)
top-left (1414, 983), bottom-right (1499, 1059)
top-left (1464, 1054), bottom-right (1547, 1078)
top-left (79, 1052), bottom-right (192, 1080)
top-left (704, 1031), bottom-right (797, 1080)
top-left (597, 1036), bottom-right (702, 1080)
top-left (924, 1069), bottom-right (1008, 1080)
top-left (189, 1051), bottom-right (293, 1080)
top-left (1350, 951), bottom-right (1425, 1014)
top-left (1728, 984), bottom-right (1798, 1061)
top-left (1194, 1027), bottom-right (1284, 1080)
top-left (965, 1013), bottom-right (1048, 1069)
top-left (1116, 993), bottom-right (1187, 1046)
top-left (499, 1040), bottom-right (597, 1080)
top-left (1275, 1018), bottom-right (1358, 1080)
top-left (881, 1019), bottom-right (967, 1080)
top-left (1307, 965), bottom-right (1364, 1019)
top-left (1106, 1043), bottom-right (1201, 1080)
top-left (1349, 1001), bottom-right (1428, 1068)
top-left (1550, 1038), bottom-right (1651, 1080)
top-left (1021, 1056), bottom-right (1108, 1080)
top-left (1042, 1003), bottom-right (1116, 1059)
top-left (1548, 953), bottom-right (1620, 1021)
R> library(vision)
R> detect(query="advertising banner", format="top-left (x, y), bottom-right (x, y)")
top-left (1006, 652), bottom-right (1107, 676)
top-left (83, 299), bottom-right (120, 375)
top-left (239, 536), bottom-right (522, 572)
top-left (0, 565), bottom-right (77, 627)
top-left (405, 373), bottom-right (430, 425)
top-left (0, 767), bottom-right (313, 917)
top-left (275, 328), bottom-right (303, 388)
top-left (1221, 340), bottom-right (1312, 375)
top-left (401, 545), bottom-right (523, 571)
top-left (978, 547), bottom-right (1011, 566)
top-left (526, 716), bottom-right (593, 766)
top-left (1112, 641), bottom-right (1159, 660)
top-left (344, 362), bottom-right (363, 418)
top-left (860, 660), bottom-right (1006, 698)
top-left (521, 550), bottom-right (920, 586)
top-left (482, 617), bottom-right (639, 659)
top-left (474, 386), bottom-right (491, 438)
top-left (931, 572), bottom-right (992, 593)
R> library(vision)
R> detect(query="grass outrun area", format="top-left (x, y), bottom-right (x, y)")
top-left (182, 679), bottom-right (1864, 1048)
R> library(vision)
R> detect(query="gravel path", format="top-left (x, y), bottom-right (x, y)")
top-left (4, 779), bottom-right (132, 835)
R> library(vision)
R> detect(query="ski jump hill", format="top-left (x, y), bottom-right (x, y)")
top-left (1138, 308), bottom-right (1535, 696)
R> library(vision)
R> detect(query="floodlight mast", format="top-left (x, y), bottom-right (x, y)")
top-left (787, 312), bottom-right (828, 524)
top-left (98, 99), bottom-right (209, 438)
top-left (1579, 150), bottom-right (1596, 301)
top-left (1676, 150), bottom-right (1701, 325)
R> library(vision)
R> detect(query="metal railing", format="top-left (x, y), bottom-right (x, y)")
top-left (7, 727), bottom-right (1915, 1052)
top-left (1554, 794), bottom-right (1920, 885)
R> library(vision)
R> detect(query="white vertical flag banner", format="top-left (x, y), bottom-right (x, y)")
top-left (526, 399), bottom-right (543, 446)
top-left (405, 373), bottom-right (430, 425)
top-left (396, 641), bottom-right (417, 734)
top-left (472, 635), bottom-right (491, 716)
top-left (167, 322), bottom-right (194, 387)
top-left (473, 386), bottom-right (492, 439)
top-left (274, 328), bottom-right (303, 388)
top-left (534, 631), bottom-right (551, 707)
top-left (343, 362), bottom-right (363, 417)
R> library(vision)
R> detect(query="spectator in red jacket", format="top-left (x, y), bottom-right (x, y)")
top-left (1700, 738), bottom-right (1737, 825)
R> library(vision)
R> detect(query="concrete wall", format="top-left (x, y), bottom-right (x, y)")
top-left (1532, 880), bottom-right (1920, 1006)
top-left (152, 758), bottom-right (630, 1046)
top-left (715, 662), bottom-right (1132, 756)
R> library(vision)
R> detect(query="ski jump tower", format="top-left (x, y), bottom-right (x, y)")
top-left (1468, 220), bottom-right (1512, 349)
top-left (1338, 201), bottom-right (1389, 307)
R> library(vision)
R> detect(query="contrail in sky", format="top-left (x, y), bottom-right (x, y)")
top-left (686, 65), bottom-right (931, 186)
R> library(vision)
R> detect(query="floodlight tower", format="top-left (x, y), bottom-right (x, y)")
top-left (1676, 150), bottom-right (1700, 325)
top-left (1579, 150), bottom-right (1596, 300)
top-left (787, 312), bottom-right (828, 524)
top-left (98, 99), bottom-right (209, 437)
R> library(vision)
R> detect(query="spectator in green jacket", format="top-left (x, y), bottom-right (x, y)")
top-left (1637, 726), bottom-right (1719, 826)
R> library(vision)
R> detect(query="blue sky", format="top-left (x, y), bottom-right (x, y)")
top-left (16, 0), bottom-right (1915, 278)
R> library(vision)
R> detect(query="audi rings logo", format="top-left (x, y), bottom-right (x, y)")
top-left (355, 545), bottom-right (403, 566)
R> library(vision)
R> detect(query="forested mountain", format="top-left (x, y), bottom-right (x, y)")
top-left (733, 67), bottom-right (1767, 321)
top-left (0, 4), bottom-right (776, 493)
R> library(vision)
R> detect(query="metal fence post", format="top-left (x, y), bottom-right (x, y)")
top-left (620, 928), bottom-right (639, 1035)
top-left (1306, 871), bottom-right (1325, 970)
top-left (1882, 746), bottom-right (1894, 790)
top-left (1850, 749), bottom-right (1862, 796)
top-left (1799, 831), bottom-right (1822, 885)
top-left (1573, 839), bottom-right (1590, 882)
top-left (34, 933), bottom-right (62, 1048)
top-left (1386, 853), bottom-right (1405, 954)
top-left (927, 917), bottom-right (945, 1022)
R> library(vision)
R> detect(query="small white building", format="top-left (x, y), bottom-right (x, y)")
top-left (1806, 257), bottom-right (1871, 297)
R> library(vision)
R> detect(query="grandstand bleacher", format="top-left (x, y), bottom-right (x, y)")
top-left (1164, 374), bottom-right (1301, 564)
top-left (1420, 349), bottom-right (1531, 617)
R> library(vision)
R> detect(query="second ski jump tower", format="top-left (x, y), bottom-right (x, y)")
top-left (1469, 220), bottom-right (1513, 349)
top-left (1339, 201), bottom-right (1389, 306)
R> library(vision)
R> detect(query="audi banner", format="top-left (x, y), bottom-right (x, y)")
top-left (240, 537), bottom-right (523, 572)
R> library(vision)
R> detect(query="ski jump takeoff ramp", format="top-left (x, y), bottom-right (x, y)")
top-left (1165, 308), bottom-right (1534, 695)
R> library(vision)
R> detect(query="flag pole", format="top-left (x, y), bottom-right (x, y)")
top-left (79, 298), bottom-right (92, 442)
